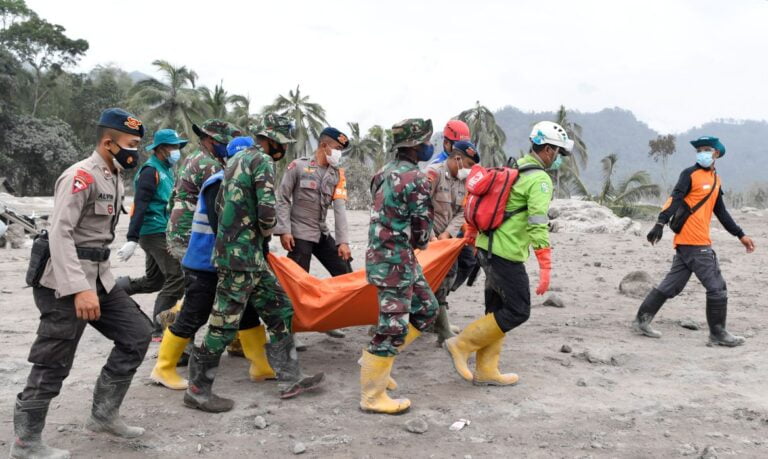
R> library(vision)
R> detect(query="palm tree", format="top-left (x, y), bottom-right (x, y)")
top-left (127, 60), bottom-right (202, 137)
top-left (197, 81), bottom-right (229, 119)
top-left (596, 153), bottom-right (661, 217)
top-left (262, 85), bottom-right (327, 161)
top-left (457, 101), bottom-right (507, 167)
top-left (227, 94), bottom-right (260, 132)
top-left (366, 124), bottom-right (393, 171)
top-left (554, 105), bottom-right (588, 170)
top-left (343, 122), bottom-right (379, 165)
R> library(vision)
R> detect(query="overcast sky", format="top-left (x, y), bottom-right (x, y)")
top-left (27, 0), bottom-right (768, 134)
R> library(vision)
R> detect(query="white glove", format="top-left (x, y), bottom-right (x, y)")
top-left (117, 241), bottom-right (138, 262)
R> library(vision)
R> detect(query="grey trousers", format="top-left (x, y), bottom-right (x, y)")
top-left (656, 245), bottom-right (727, 301)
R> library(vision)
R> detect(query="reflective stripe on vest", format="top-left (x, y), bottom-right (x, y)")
top-left (182, 171), bottom-right (223, 272)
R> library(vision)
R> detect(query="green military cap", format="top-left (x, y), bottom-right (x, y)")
top-left (192, 119), bottom-right (242, 144)
top-left (255, 113), bottom-right (297, 145)
top-left (392, 118), bottom-right (433, 149)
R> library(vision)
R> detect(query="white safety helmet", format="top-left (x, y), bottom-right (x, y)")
top-left (529, 121), bottom-right (574, 154)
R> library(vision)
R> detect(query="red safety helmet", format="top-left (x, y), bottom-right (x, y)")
top-left (443, 120), bottom-right (471, 142)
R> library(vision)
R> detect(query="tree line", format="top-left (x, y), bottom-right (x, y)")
top-left (1, 0), bottom-right (672, 216)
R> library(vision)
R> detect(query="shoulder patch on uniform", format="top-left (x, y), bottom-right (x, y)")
top-left (72, 169), bottom-right (94, 194)
top-left (427, 169), bottom-right (439, 182)
top-left (287, 160), bottom-right (297, 171)
top-left (540, 182), bottom-right (550, 194)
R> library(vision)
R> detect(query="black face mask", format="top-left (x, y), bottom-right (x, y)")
top-left (110, 142), bottom-right (139, 170)
top-left (268, 141), bottom-right (286, 161)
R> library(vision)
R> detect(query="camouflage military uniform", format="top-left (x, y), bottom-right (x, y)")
top-left (202, 143), bottom-right (293, 354)
top-left (166, 120), bottom-right (241, 259)
top-left (366, 119), bottom-right (438, 357)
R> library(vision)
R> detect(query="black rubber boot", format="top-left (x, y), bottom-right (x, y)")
top-left (10, 396), bottom-right (70, 459)
top-left (265, 335), bottom-right (324, 399)
top-left (86, 370), bottom-right (144, 438)
top-left (631, 288), bottom-right (667, 338)
top-left (183, 348), bottom-right (234, 413)
top-left (114, 276), bottom-right (134, 296)
top-left (706, 297), bottom-right (746, 347)
top-left (177, 341), bottom-right (193, 367)
top-left (434, 305), bottom-right (456, 346)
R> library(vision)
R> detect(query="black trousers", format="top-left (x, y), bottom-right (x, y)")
top-left (451, 245), bottom-right (479, 291)
top-left (20, 281), bottom-right (153, 401)
top-left (655, 245), bottom-right (727, 301)
top-left (477, 249), bottom-right (531, 333)
top-left (169, 268), bottom-right (261, 339)
top-left (129, 233), bottom-right (185, 300)
top-left (288, 233), bottom-right (352, 276)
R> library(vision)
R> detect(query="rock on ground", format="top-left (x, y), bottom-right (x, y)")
top-left (619, 270), bottom-right (654, 299)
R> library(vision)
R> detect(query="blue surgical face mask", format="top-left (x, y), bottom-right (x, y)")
top-left (549, 154), bottom-right (563, 171)
top-left (417, 143), bottom-right (435, 162)
top-left (696, 150), bottom-right (715, 168)
top-left (168, 149), bottom-right (181, 165)
top-left (212, 142), bottom-right (229, 159)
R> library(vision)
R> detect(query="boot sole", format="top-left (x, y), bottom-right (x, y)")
top-left (708, 339), bottom-right (746, 347)
top-left (279, 373), bottom-right (325, 399)
top-left (472, 379), bottom-right (519, 387)
top-left (359, 405), bottom-right (411, 415)
top-left (85, 418), bottom-right (145, 439)
top-left (150, 370), bottom-right (188, 390)
top-left (631, 324), bottom-right (662, 339)
top-left (182, 396), bottom-right (234, 413)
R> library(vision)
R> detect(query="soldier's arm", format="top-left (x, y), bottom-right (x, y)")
top-left (409, 174), bottom-right (434, 250)
top-left (526, 173), bottom-right (553, 250)
top-left (254, 156), bottom-right (277, 237)
top-left (332, 168), bottom-right (349, 245)
top-left (49, 168), bottom-right (93, 296)
top-left (126, 166), bottom-right (157, 242)
top-left (274, 160), bottom-right (298, 235)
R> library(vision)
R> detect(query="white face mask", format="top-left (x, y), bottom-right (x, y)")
top-left (327, 148), bottom-right (342, 168)
top-left (457, 168), bottom-right (471, 180)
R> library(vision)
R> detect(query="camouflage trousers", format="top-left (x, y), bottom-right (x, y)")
top-left (368, 267), bottom-right (439, 357)
top-left (202, 268), bottom-right (294, 354)
top-left (166, 237), bottom-right (188, 261)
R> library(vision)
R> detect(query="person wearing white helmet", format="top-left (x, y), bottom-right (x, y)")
top-left (444, 121), bottom-right (571, 387)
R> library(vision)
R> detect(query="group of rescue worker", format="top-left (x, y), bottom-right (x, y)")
top-left (9, 106), bottom-right (755, 458)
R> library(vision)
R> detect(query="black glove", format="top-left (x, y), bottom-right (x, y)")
top-left (262, 236), bottom-right (271, 255)
top-left (646, 223), bottom-right (664, 245)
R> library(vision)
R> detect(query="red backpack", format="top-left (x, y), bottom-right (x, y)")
top-left (464, 159), bottom-right (543, 250)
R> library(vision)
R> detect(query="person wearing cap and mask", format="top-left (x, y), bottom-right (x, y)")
top-left (445, 121), bottom-right (572, 388)
top-left (360, 118), bottom-right (439, 415)
top-left (425, 140), bottom-right (480, 345)
top-left (151, 136), bottom-right (275, 391)
top-left (274, 126), bottom-right (352, 340)
top-left (634, 136), bottom-right (755, 347)
top-left (114, 129), bottom-right (187, 339)
top-left (10, 108), bottom-right (154, 459)
top-left (165, 119), bottom-right (241, 260)
top-left (183, 114), bottom-right (324, 413)
top-left (428, 119), bottom-right (471, 166)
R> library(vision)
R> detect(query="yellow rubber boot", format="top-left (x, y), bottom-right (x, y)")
top-left (359, 351), bottom-right (411, 415)
top-left (444, 313), bottom-right (505, 381)
top-left (239, 325), bottom-right (276, 381)
top-left (150, 328), bottom-right (191, 390)
top-left (473, 337), bottom-right (519, 386)
top-left (387, 324), bottom-right (421, 391)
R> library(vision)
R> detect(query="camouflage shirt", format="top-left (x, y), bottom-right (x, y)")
top-left (214, 145), bottom-right (276, 272)
top-left (167, 148), bottom-right (223, 249)
top-left (365, 158), bottom-right (433, 287)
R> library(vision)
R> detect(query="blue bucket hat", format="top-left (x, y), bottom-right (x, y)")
top-left (690, 136), bottom-right (726, 157)
top-left (226, 136), bottom-right (255, 157)
top-left (145, 129), bottom-right (188, 152)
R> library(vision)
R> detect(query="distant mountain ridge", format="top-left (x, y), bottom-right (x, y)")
top-left (494, 106), bottom-right (768, 193)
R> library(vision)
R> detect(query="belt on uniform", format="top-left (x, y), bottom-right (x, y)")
top-left (76, 246), bottom-right (111, 262)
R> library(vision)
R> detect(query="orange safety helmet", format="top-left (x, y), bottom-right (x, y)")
top-left (443, 120), bottom-right (471, 142)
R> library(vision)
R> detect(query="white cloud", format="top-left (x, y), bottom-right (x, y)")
top-left (26, 0), bottom-right (768, 134)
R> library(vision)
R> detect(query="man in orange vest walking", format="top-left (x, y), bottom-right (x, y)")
top-left (634, 136), bottom-right (755, 347)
